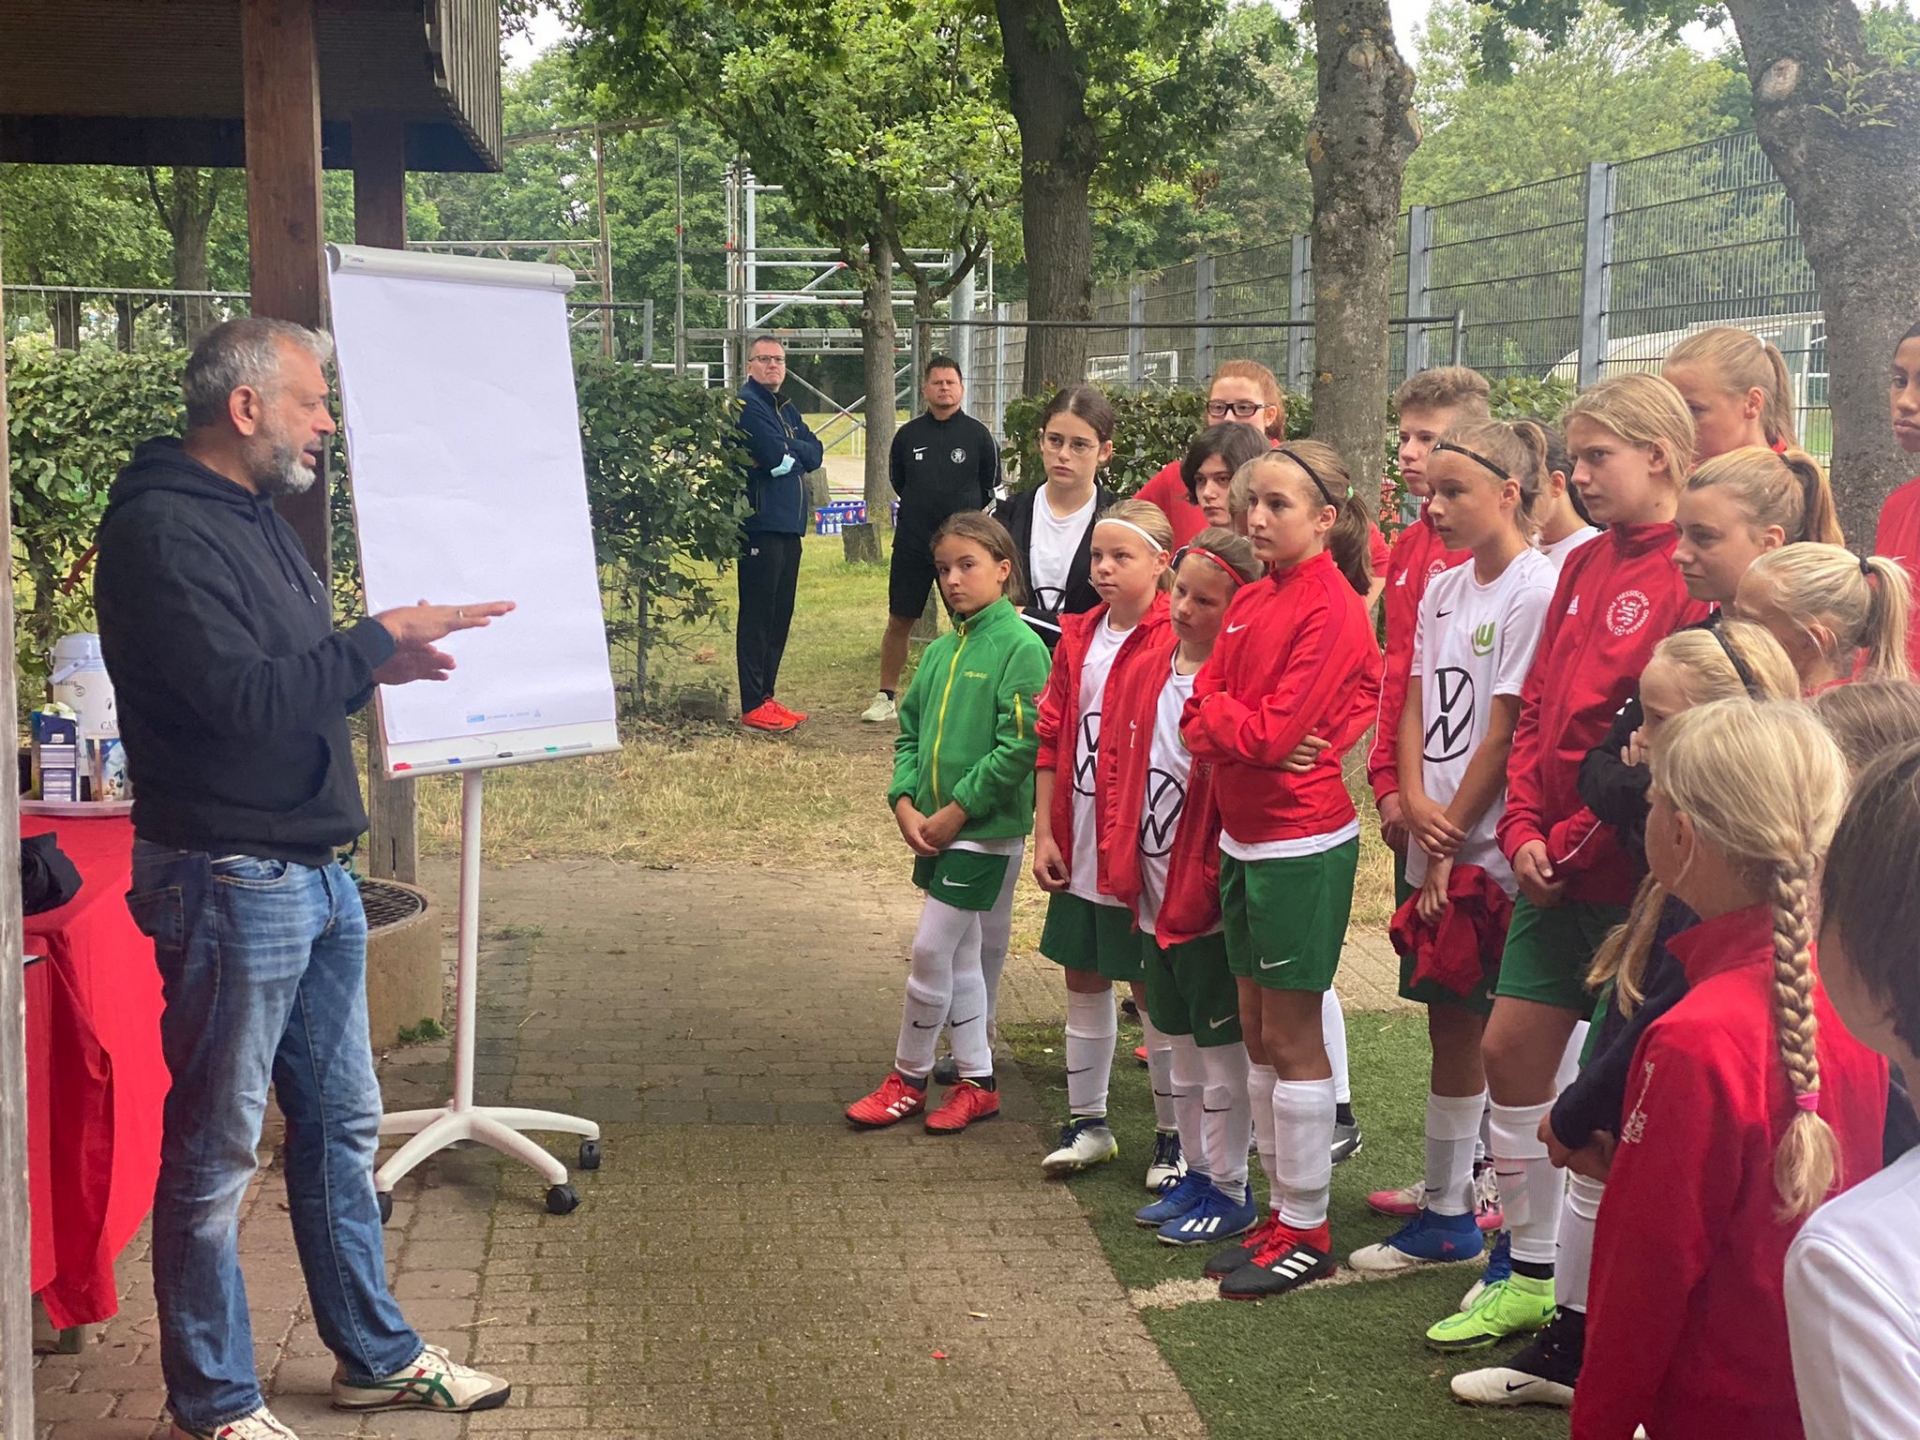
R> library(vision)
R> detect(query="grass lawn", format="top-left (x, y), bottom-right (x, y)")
top-left (1003, 1012), bottom-right (1568, 1439)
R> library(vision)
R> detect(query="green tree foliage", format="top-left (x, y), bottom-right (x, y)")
top-left (1405, 1), bottom-right (1743, 205)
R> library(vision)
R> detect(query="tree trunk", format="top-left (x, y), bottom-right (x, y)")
top-left (995, 0), bottom-right (1097, 394)
top-left (1725, 0), bottom-right (1920, 547)
top-left (860, 233), bottom-right (899, 525)
top-left (147, 167), bottom-right (223, 345)
top-left (1304, 0), bottom-right (1420, 523)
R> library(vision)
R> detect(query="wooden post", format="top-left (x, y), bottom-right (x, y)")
top-left (0, 240), bottom-right (38, 1440)
top-left (241, 0), bottom-right (330, 579)
top-left (351, 112), bottom-right (419, 884)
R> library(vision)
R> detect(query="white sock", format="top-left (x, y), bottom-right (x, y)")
top-left (1424, 1090), bottom-right (1487, 1217)
top-left (1554, 1022), bottom-right (1589, 1094)
top-left (1200, 1041), bottom-right (1252, 1201)
top-left (946, 923), bottom-right (991, 1079)
top-left (1167, 1034), bottom-right (1208, 1179)
top-left (1064, 987), bottom-right (1116, 1118)
top-left (1321, 989), bottom-right (1352, 1106)
top-left (1248, 1063), bottom-right (1280, 1212)
top-left (978, 843), bottom-right (1022, 1041)
top-left (896, 896), bottom-right (973, 1077)
top-left (1476, 1098), bottom-right (1491, 1165)
top-left (1491, 1100), bottom-right (1563, 1267)
top-left (1556, 1174), bottom-right (1604, 1313)
top-left (1142, 1016), bottom-right (1179, 1132)
top-left (1272, 1077), bottom-right (1336, 1230)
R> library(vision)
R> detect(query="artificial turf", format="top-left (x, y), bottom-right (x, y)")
top-left (1003, 1007), bottom-right (1572, 1439)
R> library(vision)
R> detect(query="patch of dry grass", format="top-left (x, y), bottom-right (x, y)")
top-left (409, 532), bottom-right (1397, 931)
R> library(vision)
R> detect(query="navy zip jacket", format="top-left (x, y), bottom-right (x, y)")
top-left (93, 438), bottom-right (396, 866)
top-left (735, 377), bottom-right (825, 536)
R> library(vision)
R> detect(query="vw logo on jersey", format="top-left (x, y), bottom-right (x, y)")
top-left (1139, 767), bottom-right (1187, 857)
top-left (1032, 584), bottom-right (1067, 616)
top-left (1074, 712), bottom-right (1102, 797)
top-left (1424, 666), bottom-right (1476, 762)
top-left (950, 447), bottom-right (968, 463)
top-left (1606, 589), bottom-right (1653, 637)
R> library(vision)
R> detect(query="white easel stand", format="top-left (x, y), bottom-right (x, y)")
top-left (375, 770), bottom-right (600, 1217)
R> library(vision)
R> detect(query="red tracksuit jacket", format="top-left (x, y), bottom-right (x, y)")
top-left (1034, 594), bottom-right (1172, 876)
top-left (1873, 476), bottom-right (1920, 679)
top-left (1096, 626), bottom-right (1223, 946)
top-left (1367, 507), bottom-right (1468, 804)
top-left (1576, 905), bottom-right (1887, 1440)
top-left (1496, 522), bottom-right (1708, 903)
top-left (1135, 463), bottom-right (1209, 550)
top-left (1181, 549), bottom-right (1383, 846)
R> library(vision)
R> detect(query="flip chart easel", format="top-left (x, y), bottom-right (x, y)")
top-left (327, 243), bottom-right (622, 1217)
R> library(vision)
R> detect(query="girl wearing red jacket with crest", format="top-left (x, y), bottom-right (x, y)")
top-left (1101, 529), bottom-right (1266, 1249)
top-left (1033, 500), bottom-right (1179, 1184)
top-left (1573, 700), bottom-right (1886, 1439)
top-left (1180, 442), bottom-right (1383, 1300)
top-left (1443, 374), bottom-right (1710, 1352)
top-left (1872, 320), bottom-right (1920, 678)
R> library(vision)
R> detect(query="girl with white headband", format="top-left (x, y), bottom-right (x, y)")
top-left (1032, 499), bottom-right (1180, 1183)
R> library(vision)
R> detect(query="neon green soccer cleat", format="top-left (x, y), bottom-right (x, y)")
top-left (1424, 1272), bottom-right (1555, 1351)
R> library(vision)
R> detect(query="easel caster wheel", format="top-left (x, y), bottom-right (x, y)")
top-left (377, 1192), bottom-right (393, 1225)
top-left (546, 1183), bottom-right (581, 1216)
top-left (578, 1140), bottom-right (601, 1171)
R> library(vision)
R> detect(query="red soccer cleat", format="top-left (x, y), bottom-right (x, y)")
top-left (925, 1079), bottom-right (1000, 1133)
top-left (742, 701), bottom-right (800, 733)
top-left (846, 1071), bottom-right (927, 1128)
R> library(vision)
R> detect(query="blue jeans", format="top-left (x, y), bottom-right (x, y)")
top-left (127, 844), bottom-right (421, 1429)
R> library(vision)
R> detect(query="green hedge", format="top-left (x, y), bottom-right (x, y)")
top-left (5, 338), bottom-right (746, 714)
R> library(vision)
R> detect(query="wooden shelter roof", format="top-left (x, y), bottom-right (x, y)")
top-left (0, 0), bottom-right (503, 172)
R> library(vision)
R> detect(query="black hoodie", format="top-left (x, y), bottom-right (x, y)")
top-left (93, 438), bottom-right (397, 866)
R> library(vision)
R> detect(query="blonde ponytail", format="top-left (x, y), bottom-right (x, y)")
top-left (1654, 700), bottom-right (1851, 1218)
top-left (1744, 545), bottom-right (1915, 685)
top-left (1863, 554), bottom-right (1913, 681)
top-left (1587, 874), bottom-right (1669, 1016)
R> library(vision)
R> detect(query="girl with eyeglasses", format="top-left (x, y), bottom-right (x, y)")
top-left (994, 386), bottom-right (1119, 652)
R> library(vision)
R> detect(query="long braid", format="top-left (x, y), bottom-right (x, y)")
top-left (1768, 851), bottom-right (1838, 1218)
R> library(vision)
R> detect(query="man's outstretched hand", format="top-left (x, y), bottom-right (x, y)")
top-left (374, 599), bottom-right (515, 648)
top-left (372, 645), bottom-right (458, 687)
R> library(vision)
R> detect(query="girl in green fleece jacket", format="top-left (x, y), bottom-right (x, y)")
top-left (847, 512), bottom-right (1053, 1134)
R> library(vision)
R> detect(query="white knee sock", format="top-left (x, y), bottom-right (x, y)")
top-left (1424, 1090), bottom-right (1487, 1217)
top-left (1271, 1076), bottom-right (1336, 1231)
top-left (897, 897), bottom-right (972, 1077)
top-left (978, 844), bottom-right (1022, 1042)
top-left (1321, 989), bottom-right (1352, 1107)
top-left (1555, 1022), bottom-right (1589, 1094)
top-left (1248, 1063), bottom-right (1280, 1213)
top-left (1064, 987), bottom-right (1117, 1118)
top-left (1476, 1098), bottom-right (1492, 1165)
top-left (1200, 1041), bottom-right (1252, 1201)
top-left (1556, 1173), bottom-right (1605, 1313)
top-left (1142, 1015), bottom-right (1179, 1132)
top-left (946, 919), bottom-right (991, 1079)
top-left (1167, 1034), bottom-right (1208, 1179)
top-left (1490, 1100), bottom-right (1563, 1267)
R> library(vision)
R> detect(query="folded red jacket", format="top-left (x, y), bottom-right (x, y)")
top-left (1390, 863), bottom-right (1515, 999)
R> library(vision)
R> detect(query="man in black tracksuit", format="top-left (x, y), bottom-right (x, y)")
top-left (734, 335), bottom-right (825, 733)
top-left (860, 356), bottom-right (1000, 723)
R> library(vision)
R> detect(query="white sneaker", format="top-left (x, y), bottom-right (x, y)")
top-left (331, 1343), bottom-right (511, 1413)
top-left (1144, 1130), bottom-right (1186, 1191)
top-left (1042, 1117), bottom-right (1119, 1176)
top-left (861, 691), bottom-right (897, 723)
top-left (170, 1407), bottom-right (300, 1440)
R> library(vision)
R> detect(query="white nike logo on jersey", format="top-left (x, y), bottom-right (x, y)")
top-left (1258, 956), bottom-right (1295, 970)
top-left (939, 877), bottom-right (971, 889)
top-left (1208, 1014), bottom-right (1235, 1030)
top-left (1227, 622), bottom-right (1249, 633)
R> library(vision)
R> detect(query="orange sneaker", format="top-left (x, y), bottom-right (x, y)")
top-left (767, 699), bottom-right (809, 726)
top-left (846, 1071), bottom-right (927, 1128)
top-left (925, 1079), bottom-right (1000, 1133)
top-left (742, 701), bottom-right (799, 733)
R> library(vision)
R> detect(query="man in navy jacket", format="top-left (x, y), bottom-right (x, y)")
top-left (734, 335), bottom-right (824, 732)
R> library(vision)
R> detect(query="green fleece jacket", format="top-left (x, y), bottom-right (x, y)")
top-left (889, 595), bottom-right (1051, 841)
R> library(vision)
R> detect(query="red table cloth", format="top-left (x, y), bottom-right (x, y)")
top-left (23, 813), bottom-right (169, 1328)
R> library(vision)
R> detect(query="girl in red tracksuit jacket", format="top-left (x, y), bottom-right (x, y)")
top-left (1443, 374), bottom-right (1710, 1352)
top-left (1180, 441), bottom-right (1383, 1301)
top-left (1033, 500), bottom-right (1176, 1184)
top-left (1874, 320), bottom-right (1920, 677)
top-left (1573, 700), bottom-right (1886, 1439)
top-left (1102, 528), bottom-right (1267, 1250)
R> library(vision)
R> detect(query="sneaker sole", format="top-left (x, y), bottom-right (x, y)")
top-left (1347, 1247), bottom-right (1481, 1273)
top-left (1041, 1145), bottom-right (1119, 1177)
top-left (925, 1108), bottom-right (998, 1134)
top-left (1219, 1250), bottom-right (1337, 1301)
top-left (1159, 1215), bottom-right (1257, 1247)
top-left (331, 1385), bottom-right (512, 1414)
top-left (1450, 1371), bottom-right (1575, 1408)
top-left (1330, 1139), bottom-right (1363, 1165)
top-left (846, 1107), bottom-right (924, 1129)
top-left (1425, 1317), bottom-right (1551, 1352)
top-left (1367, 1198), bottom-right (1422, 1218)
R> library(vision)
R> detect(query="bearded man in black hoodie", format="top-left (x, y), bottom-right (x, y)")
top-left (94, 318), bottom-right (513, 1440)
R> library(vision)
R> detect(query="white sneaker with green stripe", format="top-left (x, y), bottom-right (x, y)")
top-left (168, 1406), bottom-right (300, 1440)
top-left (331, 1343), bottom-right (511, 1412)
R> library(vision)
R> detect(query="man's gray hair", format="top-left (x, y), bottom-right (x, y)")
top-left (183, 317), bottom-right (335, 428)
top-left (747, 334), bottom-right (785, 356)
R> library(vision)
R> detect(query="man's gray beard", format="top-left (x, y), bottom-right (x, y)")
top-left (252, 439), bottom-right (317, 497)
